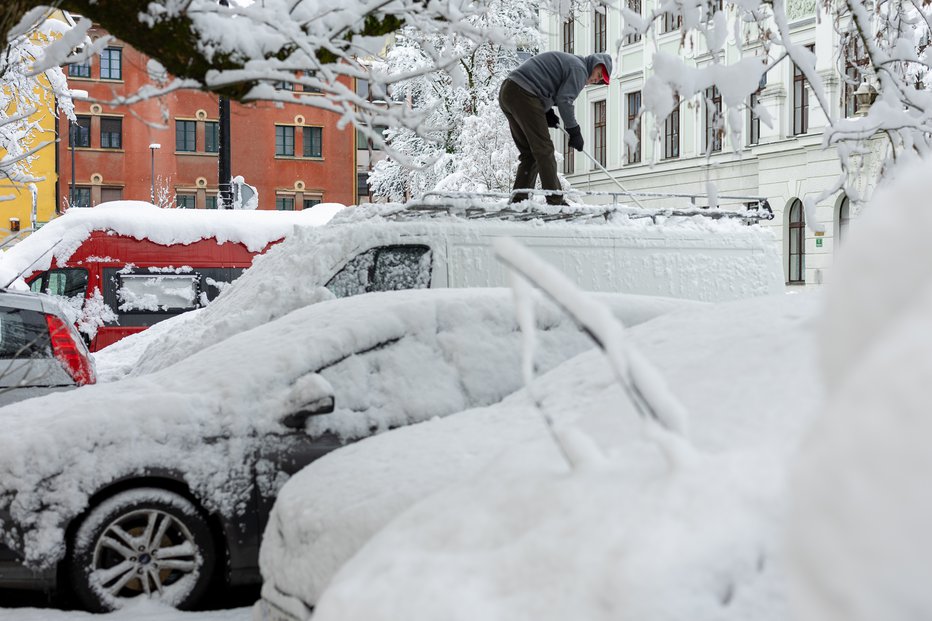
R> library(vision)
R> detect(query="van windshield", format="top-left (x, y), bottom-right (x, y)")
top-left (30, 268), bottom-right (89, 299)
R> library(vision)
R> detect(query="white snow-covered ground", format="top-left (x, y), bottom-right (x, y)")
top-left (0, 602), bottom-right (252, 621)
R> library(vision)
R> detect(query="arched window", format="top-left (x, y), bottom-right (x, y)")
top-left (788, 199), bottom-right (806, 284)
top-left (837, 195), bottom-right (851, 247)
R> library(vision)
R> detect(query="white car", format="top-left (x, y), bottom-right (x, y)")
top-left (255, 289), bottom-right (821, 621)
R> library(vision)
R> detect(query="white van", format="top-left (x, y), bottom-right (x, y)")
top-left (298, 203), bottom-right (783, 302)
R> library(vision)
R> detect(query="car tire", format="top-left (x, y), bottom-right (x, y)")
top-left (68, 487), bottom-right (216, 612)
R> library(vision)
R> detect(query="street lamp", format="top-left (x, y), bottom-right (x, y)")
top-left (68, 89), bottom-right (88, 210)
top-left (854, 80), bottom-right (878, 117)
top-left (149, 143), bottom-right (161, 204)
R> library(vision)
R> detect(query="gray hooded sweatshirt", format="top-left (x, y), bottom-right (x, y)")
top-left (506, 51), bottom-right (613, 130)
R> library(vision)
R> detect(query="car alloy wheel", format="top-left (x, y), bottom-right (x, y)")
top-left (69, 488), bottom-right (216, 611)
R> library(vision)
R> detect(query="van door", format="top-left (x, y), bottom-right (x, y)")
top-left (28, 268), bottom-right (89, 305)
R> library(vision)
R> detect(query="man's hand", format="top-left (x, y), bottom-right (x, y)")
top-left (567, 125), bottom-right (584, 151)
top-left (545, 109), bottom-right (560, 128)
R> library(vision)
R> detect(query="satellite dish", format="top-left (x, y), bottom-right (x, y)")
top-left (231, 176), bottom-right (258, 210)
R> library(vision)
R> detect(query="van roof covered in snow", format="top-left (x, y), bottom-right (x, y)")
top-left (0, 201), bottom-right (342, 288)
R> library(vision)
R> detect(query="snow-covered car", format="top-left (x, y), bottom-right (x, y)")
top-left (95, 203), bottom-right (783, 383)
top-left (0, 288), bottom-right (95, 407)
top-left (0, 287), bottom-right (682, 612)
top-left (254, 285), bottom-right (820, 621)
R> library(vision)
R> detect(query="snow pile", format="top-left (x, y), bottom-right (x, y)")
top-left (95, 214), bottom-right (781, 381)
top-left (0, 288), bottom-right (637, 569)
top-left (788, 157), bottom-right (932, 620)
top-left (0, 201), bottom-right (341, 288)
top-left (0, 599), bottom-right (252, 621)
top-left (262, 293), bottom-right (820, 616)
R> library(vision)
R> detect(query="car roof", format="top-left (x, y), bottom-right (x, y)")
top-left (0, 288), bottom-right (70, 316)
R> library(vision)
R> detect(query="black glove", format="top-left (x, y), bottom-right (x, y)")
top-left (545, 109), bottom-right (560, 128)
top-left (567, 125), bottom-right (584, 151)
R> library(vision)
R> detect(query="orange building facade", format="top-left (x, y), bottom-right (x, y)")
top-left (58, 28), bottom-right (357, 211)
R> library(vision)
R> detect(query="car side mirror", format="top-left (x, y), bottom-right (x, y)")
top-left (280, 373), bottom-right (336, 430)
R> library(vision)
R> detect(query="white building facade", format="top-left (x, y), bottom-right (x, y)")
top-left (543, 2), bottom-right (872, 287)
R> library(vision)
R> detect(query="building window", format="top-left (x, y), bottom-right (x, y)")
top-left (843, 36), bottom-right (868, 118)
top-left (357, 172), bottom-right (370, 202)
top-left (303, 126), bottom-right (323, 158)
top-left (205, 121), bottom-right (219, 153)
top-left (705, 85), bottom-right (723, 153)
top-left (100, 47), bottom-right (122, 80)
top-left (70, 186), bottom-right (91, 208)
top-left (70, 116), bottom-right (91, 148)
top-left (793, 46), bottom-right (813, 135)
top-left (662, 11), bottom-right (682, 33)
top-left (101, 187), bottom-right (123, 203)
top-left (100, 117), bottom-right (122, 149)
top-left (302, 70), bottom-right (322, 94)
top-left (205, 195), bottom-right (218, 210)
top-left (837, 195), bottom-right (851, 246)
top-left (749, 92), bottom-right (761, 145)
top-left (663, 96), bottom-right (680, 159)
top-left (625, 0), bottom-right (642, 44)
top-left (176, 194), bottom-right (196, 209)
top-left (356, 78), bottom-right (369, 99)
top-left (563, 132), bottom-right (575, 175)
top-left (626, 91), bottom-right (642, 164)
top-left (593, 100), bottom-right (607, 167)
top-left (176, 120), bottom-right (196, 152)
top-left (276, 125), bottom-right (295, 157)
top-left (562, 18), bottom-right (574, 54)
top-left (276, 196), bottom-right (295, 211)
top-left (594, 10), bottom-right (607, 53)
top-left (276, 81), bottom-right (294, 91)
top-left (787, 198), bottom-right (806, 284)
top-left (304, 198), bottom-right (321, 210)
top-left (68, 59), bottom-right (91, 78)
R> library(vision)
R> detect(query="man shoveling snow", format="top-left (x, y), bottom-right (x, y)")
top-left (498, 51), bottom-right (612, 206)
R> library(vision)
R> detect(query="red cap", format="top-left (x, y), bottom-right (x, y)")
top-left (600, 64), bottom-right (610, 85)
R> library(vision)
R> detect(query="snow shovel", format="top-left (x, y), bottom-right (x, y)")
top-left (558, 127), bottom-right (648, 210)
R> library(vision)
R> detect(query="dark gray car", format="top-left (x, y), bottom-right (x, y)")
top-left (0, 288), bottom-right (656, 612)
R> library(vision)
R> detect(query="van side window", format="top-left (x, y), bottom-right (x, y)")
top-left (326, 245), bottom-right (431, 299)
top-left (117, 274), bottom-right (199, 312)
top-left (29, 268), bottom-right (88, 300)
top-left (0, 307), bottom-right (51, 359)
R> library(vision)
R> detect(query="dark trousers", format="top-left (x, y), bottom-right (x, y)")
top-left (498, 79), bottom-right (564, 205)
